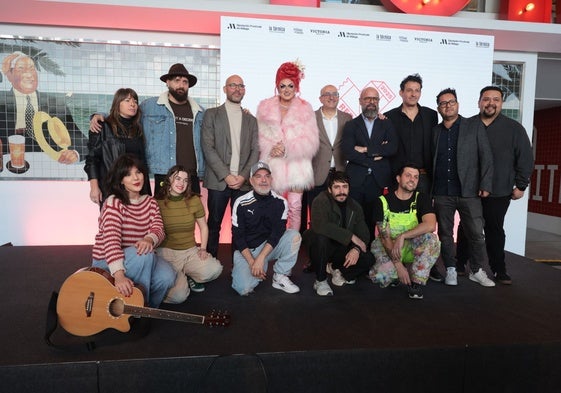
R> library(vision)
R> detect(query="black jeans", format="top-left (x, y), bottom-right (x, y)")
top-left (207, 187), bottom-right (246, 258)
top-left (303, 230), bottom-right (374, 282)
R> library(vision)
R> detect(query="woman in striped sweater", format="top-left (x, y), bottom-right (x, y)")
top-left (91, 154), bottom-right (176, 308)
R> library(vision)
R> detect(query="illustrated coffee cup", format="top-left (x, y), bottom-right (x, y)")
top-left (8, 135), bottom-right (25, 168)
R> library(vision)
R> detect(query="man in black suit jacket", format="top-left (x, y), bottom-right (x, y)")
top-left (0, 52), bottom-right (87, 164)
top-left (341, 87), bottom-right (398, 243)
top-left (385, 74), bottom-right (437, 194)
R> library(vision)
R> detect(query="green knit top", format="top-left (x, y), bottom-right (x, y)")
top-left (157, 195), bottom-right (205, 250)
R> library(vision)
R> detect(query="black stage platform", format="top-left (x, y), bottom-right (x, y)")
top-left (1, 245), bottom-right (560, 393)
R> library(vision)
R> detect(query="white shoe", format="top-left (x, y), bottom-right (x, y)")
top-left (326, 263), bottom-right (334, 275)
top-left (445, 267), bottom-right (458, 286)
top-left (272, 273), bottom-right (300, 294)
top-left (331, 269), bottom-right (356, 287)
top-left (469, 268), bottom-right (496, 287)
top-left (313, 280), bottom-right (333, 296)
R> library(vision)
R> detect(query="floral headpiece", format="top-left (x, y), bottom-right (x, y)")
top-left (275, 59), bottom-right (305, 92)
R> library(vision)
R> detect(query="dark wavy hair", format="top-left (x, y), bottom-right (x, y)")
top-left (105, 153), bottom-right (149, 205)
top-left (327, 171), bottom-right (350, 188)
top-left (106, 88), bottom-right (143, 138)
top-left (436, 88), bottom-right (457, 105)
top-left (155, 165), bottom-right (197, 208)
top-left (400, 73), bottom-right (423, 91)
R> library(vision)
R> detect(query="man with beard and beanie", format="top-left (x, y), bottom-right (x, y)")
top-left (369, 164), bottom-right (440, 300)
top-left (303, 171), bottom-right (374, 296)
top-left (231, 161), bottom-right (302, 296)
top-left (341, 86), bottom-right (398, 244)
top-left (91, 64), bottom-right (204, 195)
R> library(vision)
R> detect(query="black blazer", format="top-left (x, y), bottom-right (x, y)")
top-left (341, 115), bottom-right (398, 189)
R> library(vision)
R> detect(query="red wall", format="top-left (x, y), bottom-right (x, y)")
top-left (529, 106), bottom-right (561, 216)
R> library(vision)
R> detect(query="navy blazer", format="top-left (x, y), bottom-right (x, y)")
top-left (341, 114), bottom-right (398, 189)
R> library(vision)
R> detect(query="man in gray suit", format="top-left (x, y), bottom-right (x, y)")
top-left (301, 85), bottom-right (352, 234)
top-left (431, 88), bottom-right (495, 288)
top-left (202, 75), bottom-right (260, 258)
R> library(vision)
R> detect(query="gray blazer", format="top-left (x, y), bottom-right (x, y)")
top-left (432, 115), bottom-right (494, 197)
top-left (312, 109), bottom-right (352, 186)
top-left (201, 103), bottom-right (259, 191)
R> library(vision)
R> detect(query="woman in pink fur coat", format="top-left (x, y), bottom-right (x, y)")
top-left (256, 61), bottom-right (319, 230)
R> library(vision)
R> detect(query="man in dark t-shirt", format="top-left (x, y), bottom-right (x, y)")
top-left (369, 164), bottom-right (440, 299)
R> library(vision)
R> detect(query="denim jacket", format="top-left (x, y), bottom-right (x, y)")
top-left (140, 91), bottom-right (205, 176)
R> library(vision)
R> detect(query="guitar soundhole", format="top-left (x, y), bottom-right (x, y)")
top-left (108, 298), bottom-right (125, 318)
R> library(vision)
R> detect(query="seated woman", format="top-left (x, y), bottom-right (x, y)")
top-left (156, 165), bottom-right (223, 302)
top-left (84, 88), bottom-right (150, 207)
top-left (91, 153), bottom-right (176, 308)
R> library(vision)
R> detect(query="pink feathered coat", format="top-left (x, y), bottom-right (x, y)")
top-left (256, 96), bottom-right (320, 193)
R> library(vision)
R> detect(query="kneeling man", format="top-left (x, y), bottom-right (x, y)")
top-left (231, 162), bottom-right (302, 295)
top-left (370, 164), bottom-right (440, 299)
top-left (303, 171), bottom-right (374, 296)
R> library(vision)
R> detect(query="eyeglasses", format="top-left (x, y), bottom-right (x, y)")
top-left (227, 83), bottom-right (245, 89)
top-left (438, 99), bottom-right (457, 108)
top-left (279, 84), bottom-right (295, 90)
top-left (361, 96), bottom-right (380, 103)
top-left (321, 92), bottom-right (339, 98)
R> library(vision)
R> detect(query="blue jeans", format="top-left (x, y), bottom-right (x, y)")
top-left (93, 246), bottom-right (176, 308)
top-left (231, 229), bottom-right (301, 295)
top-left (433, 195), bottom-right (487, 272)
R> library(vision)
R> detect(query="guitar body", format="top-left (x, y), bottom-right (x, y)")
top-left (57, 268), bottom-right (145, 336)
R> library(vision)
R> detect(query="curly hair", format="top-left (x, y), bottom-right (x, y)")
top-left (275, 61), bottom-right (304, 92)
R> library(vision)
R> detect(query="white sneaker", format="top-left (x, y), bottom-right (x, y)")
top-left (313, 280), bottom-right (333, 296)
top-left (331, 269), bottom-right (356, 287)
top-left (272, 273), bottom-right (300, 294)
top-left (445, 267), bottom-right (458, 286)
top-left (469, 268), bottom-right (496, 287)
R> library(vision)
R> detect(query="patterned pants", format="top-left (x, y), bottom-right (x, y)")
top-left (370, 233), bottom-right (440, 287)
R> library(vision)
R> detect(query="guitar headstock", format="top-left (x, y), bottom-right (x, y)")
top-left (204, 310), bottom-right (231, 327)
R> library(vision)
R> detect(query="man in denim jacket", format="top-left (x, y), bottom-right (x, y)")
top-left (90, 63), bottom-right (205, 194)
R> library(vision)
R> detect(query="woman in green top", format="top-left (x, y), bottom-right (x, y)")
top-left (156, 165), bottom-right (223, 303)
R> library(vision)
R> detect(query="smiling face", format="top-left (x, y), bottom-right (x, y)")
top-left (119, 94), bottom-right (138, 119)
top-left (319, 85), bottom-right (339, 111)
top-left (121, 166), bottom-right (144, 198)
top-left (437, 93), bottom-right (459, 122)
top-left (400, 81), bottom-right (421, 108)
top-left (328, 180), bottom-right (349, 203)
top-left (8, 56), bottom-right (38, 94)
top-left (223, 74), bottom-right (245, 104)
top-left (278, 78), bottom-right (296, 103)
top-left (479, 89), bottom-right (503, 121)
top-left (397, 167), bottom-right (420, 193)
top-left (250, 169), bottom-right (272, 195)
top-left (169, 170), bottom-right (189, 196)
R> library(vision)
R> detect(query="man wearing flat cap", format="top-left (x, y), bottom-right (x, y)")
top-left (91, 63), bottom-right (204, 194)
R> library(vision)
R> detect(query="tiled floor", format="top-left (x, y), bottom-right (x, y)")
top-left (525, 228), bottom-right (561, 270)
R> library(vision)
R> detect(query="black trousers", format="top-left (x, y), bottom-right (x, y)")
top-left (303, 230), bottom-right (374, 282)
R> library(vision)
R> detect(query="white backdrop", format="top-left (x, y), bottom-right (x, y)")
top-left (221, 17), bottom-right (494, 117)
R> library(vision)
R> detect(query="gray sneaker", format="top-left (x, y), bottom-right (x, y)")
top-left (469, 268), bottom-right (496, 287)
top-left (331, 269), bottom-right (356, 287)
top-left (313, 280), bottom-right (333, 296)
top-left (445, 267), bottom-right (458, 286)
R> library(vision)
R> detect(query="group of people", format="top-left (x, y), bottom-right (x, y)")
top-left (84, 61), bottom-right (533, 306)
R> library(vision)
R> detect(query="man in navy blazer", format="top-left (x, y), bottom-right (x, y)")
top-left (341, 86), bottom-right (398, 243)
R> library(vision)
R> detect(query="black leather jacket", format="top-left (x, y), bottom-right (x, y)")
top-left (84, 121), bottom-right (149, 196)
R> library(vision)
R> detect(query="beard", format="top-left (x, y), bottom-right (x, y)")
top-left (362, 106), bottom-right (378, 119)
top-left (169, 86), bottom-right (188, 102)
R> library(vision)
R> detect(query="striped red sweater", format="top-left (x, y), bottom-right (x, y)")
top-left (92, 195), bottom-right (165, 275)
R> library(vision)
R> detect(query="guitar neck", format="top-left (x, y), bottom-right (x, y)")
top-left (124, 305), bottom-right (205, 324)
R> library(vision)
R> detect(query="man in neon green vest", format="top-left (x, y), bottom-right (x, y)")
top-left (370, 164), bottom-right (440, 299)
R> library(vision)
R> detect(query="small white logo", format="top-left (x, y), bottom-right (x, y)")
top-left (247, 209), bottom-right (255, 215)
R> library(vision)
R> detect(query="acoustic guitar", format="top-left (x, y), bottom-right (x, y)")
top-left (56, 267), bottom-right (230, 337)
